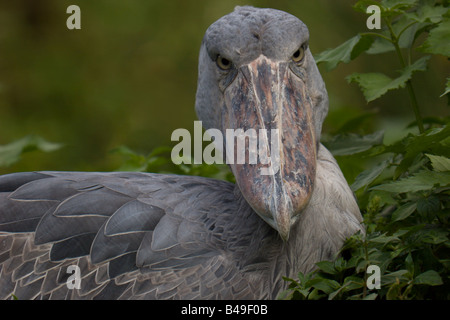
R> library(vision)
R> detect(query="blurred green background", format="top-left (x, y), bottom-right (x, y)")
top-left (0, 0), bottom-right (448, 175)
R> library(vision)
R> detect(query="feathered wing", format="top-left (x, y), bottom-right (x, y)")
top-left (0, 172), bottom-right (272, 300)
top-left (0, 146), bottom-right (364, 300)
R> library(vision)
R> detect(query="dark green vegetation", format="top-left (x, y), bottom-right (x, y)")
top-left (282, 0), bottom-right (450, 300)
top-left (1, 0), bottom-right (448, 299)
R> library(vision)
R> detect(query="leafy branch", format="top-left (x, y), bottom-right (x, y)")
top-left (284, 0), bottom-right (450, 300)
top-left (315, 0), bottom-right (449, 134)
top-left (0, 135), bottom-right (63, 168)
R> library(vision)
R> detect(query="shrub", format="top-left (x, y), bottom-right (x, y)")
top-left (282, 0), bottom-right (449, 300)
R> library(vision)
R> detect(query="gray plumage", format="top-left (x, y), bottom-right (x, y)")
top-left (0, 6), bottom-right (363, 300)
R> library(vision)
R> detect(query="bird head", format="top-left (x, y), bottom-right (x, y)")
top-left (195, 6), bottom-right (329, 240)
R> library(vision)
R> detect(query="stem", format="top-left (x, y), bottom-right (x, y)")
top-left (362, 237), bottom-right (369, 299)
top-left (405, 80), bottom-right (424, 133)
top-left (385, 19), bottom-right (425, 134)
top-left (397, 21), bottom-right (418, 42)
top-left (359, 32), bottom-right (393, 42)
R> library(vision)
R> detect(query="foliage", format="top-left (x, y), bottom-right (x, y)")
top-left (282, 0), bottom-right (450, 300)
top-left (0, 135), bottom-right (62, 168)
top-left (282, 124), bottom-right (450, 300)
top-left (315, 0), bottom-right (449, 133)
top-left (110, 145), bottom-right (235, 183)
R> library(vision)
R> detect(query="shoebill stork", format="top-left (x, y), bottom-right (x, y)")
top-left (0, 6), bottom-right (363, 299)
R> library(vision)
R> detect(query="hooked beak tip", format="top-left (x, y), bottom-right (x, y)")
top-left (278, 226), bottom-right (290, 242)
top-left (273, 199), bottom-right (293, 241)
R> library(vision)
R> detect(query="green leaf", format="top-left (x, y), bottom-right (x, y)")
top-left (380, 0), bottom-right (419, 20)
top-left (392, 202), bottom-right (417, 221)
top-left (309, 278), bottom-right (341, 294)
top-left (406, 4), bottom-right (448, 23)
top-left (405, 253), bottom-right (414, 275)
top-left (369, 190), bottom-right (397, 208)
top-left (356, 0), bottom-right (417, 21)
top-left (307, 288), bottom-right (327, 300)
top-left (334, 257), bottom-right (347, 272)
top-left (426, 154), bottom-right (450, 172)
top-left (330, 276), bottom-right (366, 300)
top-left (439, 259), bottom-right (450, 269)
top-left (417, 196), bottom-right (441, 216)
top-left (441, 78), bottom-right (450, 97)
top-left (315, 261), bottom-right (337, 274)
top-left (110, 146), bottom-right (148, 172)
top-left (382, 269), bottom-right (410, 285)
top-left (369, 233), bottom-right (401, 244)
top-left (386, 282), bottom-right (405, 299)
top-left (371, 170), bottom-right (450, 193)
top-left (419, 18), bottom-right (450, 57)
top-left (315, 34), bottom-right (373, 71)
top-left (363, 293), bottom-right (378, 300)
top-left (351, 34), bottom-right (375, 60)
top-left (392, 229), bottom-right (411, 239)
top-left (351, 159), bottom-right (390, 191)
top-left (324, 131), bottom-right (384, 156)
top-left (367, 37), bottom-right (395, 54)
top-left (394, 125), bottom-right (450, 178)
top-left (277, 289), bottom-right (293, 300)
top-left (347, 72), bottom-right (397, 102)
top-left (394, 14), bottom-right (421, 49)
top-left (0, 135), bottom-right (63, 167)
top-left (381, 0), bottom-right (417, 10)
top-left (413, 270), bottom-right (443, 286)
top-left (356, 258), bottom-right (370, 273)
top-left (347, 56), bottom-right (430, 102)
top-left (419, 228), bottom-right (449, 245)
top-left (353, 0), bottom-right (383, 13)
top-left (328, 276), bottom-right (364, 300)
top-left (297, 272), bottom-right (306, 285)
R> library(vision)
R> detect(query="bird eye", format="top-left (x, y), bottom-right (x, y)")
top-left (216, 55), bottom-right (232, 70)
top-left (292, 47), bottom-right (305, 64)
